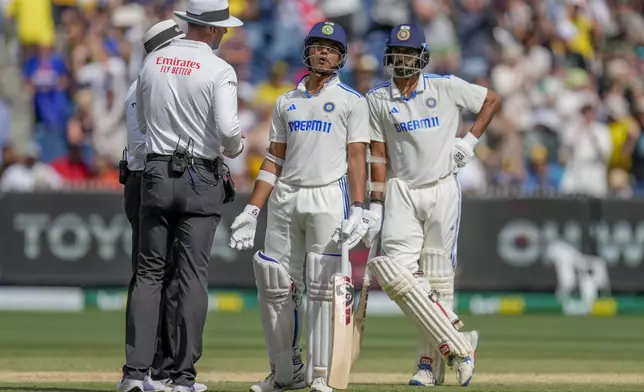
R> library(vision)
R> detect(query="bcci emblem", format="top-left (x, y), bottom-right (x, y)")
top-left (323, 102), bottom-right (335, 113)
top-left (321, 23), bottom-right (335, 35)
top-left (426, 98), bottom-right (437, 108)
top-left (397, 26), bottom-right (411, 41)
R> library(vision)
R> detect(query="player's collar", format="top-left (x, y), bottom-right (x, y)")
top-left (170, 39), bottom-right (212, 52)
top-left (296, 73), bottom-right (340, 98)
top-left (389, 73), bottom-right (426, 101)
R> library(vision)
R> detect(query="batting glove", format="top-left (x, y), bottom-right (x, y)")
top-left (229, 204), bottom-right (259, 251)
top-left (452, 133), bottom-right (478, 169)
top-left (332, 202), bottom-right (365, 249)
top-left (361, 202), bottom-right (383, 248)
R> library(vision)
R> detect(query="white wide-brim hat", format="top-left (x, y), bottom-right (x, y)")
top-left (143, 19), bottom-right (186, 54)
top-left (174, 0), bottom-right (243, 28)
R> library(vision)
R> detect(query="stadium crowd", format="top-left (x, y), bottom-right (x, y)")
top-left (0, 0), bottom-right (643, 197)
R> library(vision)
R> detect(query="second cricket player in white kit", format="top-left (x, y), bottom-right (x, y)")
top-left (228, 22), bottom-right (376, 392)
top-left (363, 24), bottom-right (501, 387)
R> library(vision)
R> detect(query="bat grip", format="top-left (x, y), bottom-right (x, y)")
top-left (341, 221), bottom-right (350, 276)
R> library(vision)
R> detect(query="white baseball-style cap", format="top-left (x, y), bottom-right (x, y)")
top-left (174, 0), bottom-right (243, 28)
top-left (142, 19), bottom-right (186, 54)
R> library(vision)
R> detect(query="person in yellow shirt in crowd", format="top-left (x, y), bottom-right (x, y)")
top-left (253, 61), bottom-right (295, 109)
top-left (4, 0), bottom-right (55, 63)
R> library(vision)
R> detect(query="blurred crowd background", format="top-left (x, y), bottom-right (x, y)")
top-left (0, 0), bottom-right (643, 197)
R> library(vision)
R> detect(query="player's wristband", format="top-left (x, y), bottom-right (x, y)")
top-left (463, 132), bottom-right (479, 150)
top-left (351, 201), bottom-right (365, 209)
top-left (370, 198), bottom-right (384, 205)
top-left (244, 204), bottom-right (260, 218)
top-left (257, 170), bottom-right (277, 186)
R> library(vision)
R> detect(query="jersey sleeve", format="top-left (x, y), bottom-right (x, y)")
top-left (213, 66), bottom-right (242, 152)
top-left (347, 97), bottom-right (371, 144)
top-left (366, 94), bottom-right (386, 142)
top-left (269, 96), bottom-right (287, 143)
top-left (448, 75), bottom-right (488, 114)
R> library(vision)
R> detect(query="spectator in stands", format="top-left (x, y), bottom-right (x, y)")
top-left (51, 143), bottom-right (92, 182)
top-left (0, 143), bottom-right (18, 178)
top-left (253, 61), bottom-right (295, 109)
top-left (560, 98), bottom-right (613, 197)
top-left (3, 0), bottom-right (56, 64)
top-left (523, 143), bottom-right (563, 194)
top-left (0, 143), bottom-right (63, 191)
top-left (23, 44), bottom-right (72, 162)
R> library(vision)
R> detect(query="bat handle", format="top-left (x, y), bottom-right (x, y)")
top-left (341, 221), bottom-right (350, 276)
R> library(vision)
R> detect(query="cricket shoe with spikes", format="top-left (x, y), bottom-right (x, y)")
top-left (309, 377), bottom-right (332, 392)
top-left (249, 348), bottom-right (306, 392)
top-left (452, 331), bottom-right (479, 386)
top-left (156, 378), bottom-right (208, 392)
top-left (408, 357), bottom-right (436, 386)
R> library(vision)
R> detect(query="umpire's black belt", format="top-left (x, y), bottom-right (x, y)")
top-left (146, 153), bottom-right (222, 174)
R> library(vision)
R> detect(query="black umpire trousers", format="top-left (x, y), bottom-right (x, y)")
top-left (123, 158), bottom-right (224, 387)
top-left (123, 170), bottom-right (178, 381)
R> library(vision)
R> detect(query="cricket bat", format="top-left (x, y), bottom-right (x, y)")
top-left (327, 229), bottom-right (354, 390)
top-left (350, 239), bottom-right (379, 369)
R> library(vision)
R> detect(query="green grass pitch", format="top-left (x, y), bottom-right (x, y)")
top-left (0, 310), bottom-right (642, 391)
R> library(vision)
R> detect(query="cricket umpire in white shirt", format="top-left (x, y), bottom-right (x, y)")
top-left (121, 20), bottom-right (207, 392)
top-left (120, 1), bottom-right (244, 391)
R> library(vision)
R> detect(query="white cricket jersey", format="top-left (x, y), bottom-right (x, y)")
top-left (270, 75), bottom-right (370, 187)
top-left (367, 73), bottom-right (487, 187)
top-left (136, 39), bottom-right (242, 160)
top-left (125, 80), bottom-right (145, 171)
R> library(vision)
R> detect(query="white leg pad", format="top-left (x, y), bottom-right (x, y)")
top-left (368, 255), bottom-right (472, 358)
top-left (419, 250), bottom-right (457, 384)
top-left (253, 251), bottom-right (303, 386)
top-left (305, 252), bottom-right (344, 385)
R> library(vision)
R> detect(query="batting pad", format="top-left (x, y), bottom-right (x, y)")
top-left (368, 256), bottom-right (472, 358)
top-left (253, 251), bottom-right (302, 386)
top-left (418, 250), bottom-right (457, 384)
top-left (305, 252), bottom-right (343, 384)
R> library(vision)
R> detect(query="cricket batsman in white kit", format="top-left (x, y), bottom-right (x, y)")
top-left (363, 24), bottom-right (501, 387)
top-left (228, 21), bottom-right (377, 392)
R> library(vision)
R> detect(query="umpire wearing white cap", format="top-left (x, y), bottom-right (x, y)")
top-left (120, 1), bottom-right (244, 391)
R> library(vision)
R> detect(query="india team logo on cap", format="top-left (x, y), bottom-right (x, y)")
top-left (397, 25), bottom-right (411, 41)
top-left (426, 98), bottom-right (437, 108)
top-left (321, 22), bottom-right (335, 35)
top-left (323, 102), bottom-right (335, 112)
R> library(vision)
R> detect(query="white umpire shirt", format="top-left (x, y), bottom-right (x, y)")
top-left (367, 73), bottom-right (487, 187)
top-left (125, 80), bottom-right (145, 171)
top-left (136, 39), bottom-right (242, 159)
top-left (270, 75), bottom-right (370, 187)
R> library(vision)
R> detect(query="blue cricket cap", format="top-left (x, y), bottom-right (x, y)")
top-left (386, 24), bottom-right (426, 50)
top-left (305, 21), bottom-right (348, 53)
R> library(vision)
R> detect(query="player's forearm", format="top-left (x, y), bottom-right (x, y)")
top-left (470, 90), bottom-right (501, 138)
top-left (248, 159), bottom-right (282, 210)
top-left (348, 142), bottom-right (367, 204)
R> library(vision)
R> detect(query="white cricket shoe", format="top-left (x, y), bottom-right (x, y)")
top-left (157, 379), bottom-right (207, 392)
top-left (453, 331), bottom-right (479, 386)
top-left (249, 372), bottom-right (306, 392)
top-left (250, 347), bottom-right (306, 392)
top-left (142, 376), bottom-right (168, 392)
top-left (408, 357), bottom-right (436, 386)
top-left (309, 377), bottom-right (332, 392)
top-left (117, 378), bottom-right (144, 392)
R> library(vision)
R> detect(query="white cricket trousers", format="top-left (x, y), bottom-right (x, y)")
top-left (263, 176), bottom-right (350, 293)
top-left (381, 175), bottom-right (462, 273)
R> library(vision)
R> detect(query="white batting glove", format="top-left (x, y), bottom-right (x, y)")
top-left (332, 202), bottom-right (365, 249)
top-left (452, 133), bottom-right (478, 169)
top-left (229, 204), bottom-right (259, 251)
top-left (361, 202), bottom-right (383, 248)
